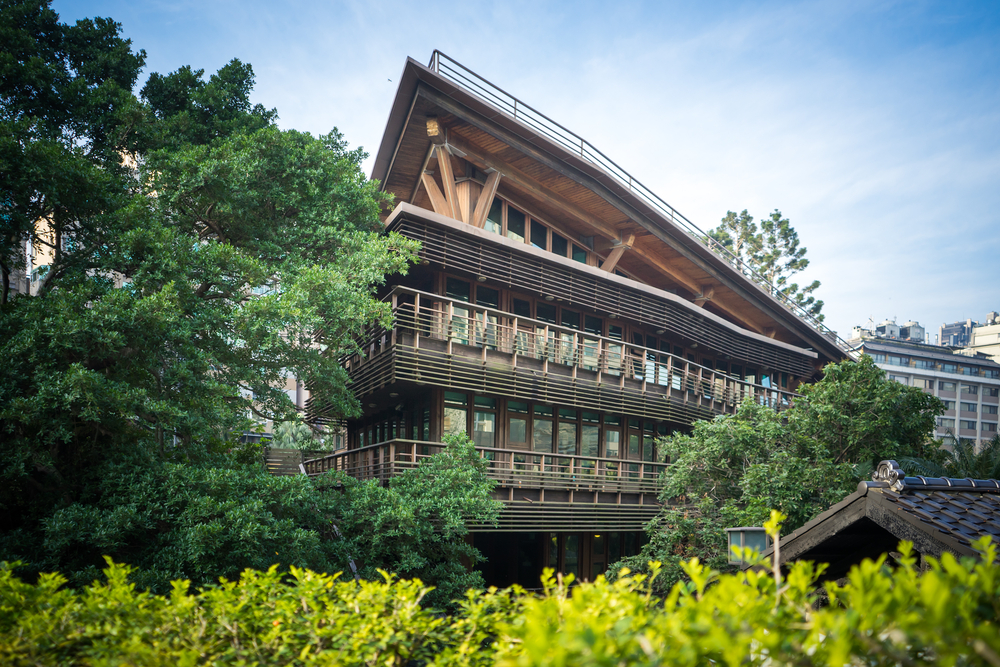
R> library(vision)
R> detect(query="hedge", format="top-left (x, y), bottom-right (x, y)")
top-left (2, 537), bottom-right (998, 666)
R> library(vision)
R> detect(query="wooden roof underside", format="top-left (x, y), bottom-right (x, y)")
top-left (374, 60), bottom-right (843, 363)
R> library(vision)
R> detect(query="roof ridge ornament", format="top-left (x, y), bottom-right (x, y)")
top-left (873, 460), bottom-right (906, 492)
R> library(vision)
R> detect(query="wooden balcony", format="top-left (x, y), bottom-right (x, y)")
top-left (303, 439), bottom-right (665, 531)
top-left (339, 286), bottom-right (800, 426)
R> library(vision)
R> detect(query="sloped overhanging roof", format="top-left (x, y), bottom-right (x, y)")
top-left (370, 55), bottom-right (846, 367)
top-left (755, 460), bottom-right (1000, 580)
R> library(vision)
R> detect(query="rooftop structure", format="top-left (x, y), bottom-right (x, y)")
top-left (758, 460), bottom-right (1000, 580)
top-left (305, 52), bottom-right (847, 587)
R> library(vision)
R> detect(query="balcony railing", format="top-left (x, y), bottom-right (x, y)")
top-left (428, 50), bottom-right (855, 359)
top-left (303, 439), bottom-right (665, 495)
top-left (348, 287), bottom-right (799, 413)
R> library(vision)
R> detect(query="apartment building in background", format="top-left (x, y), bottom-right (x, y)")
top-left (848, 322), bottom-right (1000, 446)
top-left (303, 52), bottom-right (849, 588)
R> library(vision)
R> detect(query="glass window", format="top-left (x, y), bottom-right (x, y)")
top-left (561, 309), bottom-right (580, 330)
top-left (608, 325), bottom-right (623, 341)
top-left (592, 534), bottom-right (605, 581)
top-left (942, 363), bottom-right (958, 374)
top-left (572, 244), bottom-right (588, 264)
top-left (533, 418), bottom-right (553, 452)
top-left (605, 429), bottom-right (620, 458)
top-left (943, 400), bottom-right (955, 410)
top-left (984, 422), bottom-right (998, 432)
top-left (961, 384), bottom-right (978, 395)
top-left (983, 405), bottom-right (998, 414)
top-left (987, 387), bottom-right (1000, 397)
top-left (509, 417), bottom-right (527, 444)
top-left (445, 277), bottom-right (471, 302)
top-left (551, 232), bottom-right (568, 257)
top-left (513, 298), bottom-right (532, 318)
top-left (584, 315), bottom-right (602, 335)
top-left (443, 407), bottom-right (466, 436)
top-left (939, 381), bottom-right (957, 391)
top-left (961, 420), bottom-right (978, 430)
top-left (536, 302), bottom-right (557, 323)
top-left (485, 197), bottom-right (503, 235)
top-left (530, 220), bottom-right (547, 249)
top-left (962, 402), bottom-right (978, 413)
top-left (564, 535), bottom-right (580, 577)
top-left (475, 286), bottom-right (500, 309)
top-left (507, 207), bottom-right (526, 243)
top-left (938, 418), bottom-right (955, 429)
top-left (888, 355), bottom-right (908, 366)
top-left (558, 422), bottom-right (577, 455)
top-left (473, 410), bottom-right (495, 447)
top-left (581, 424), bottom-right (599, 457)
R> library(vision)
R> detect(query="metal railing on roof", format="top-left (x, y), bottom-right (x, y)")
top-left (428, 50), bottom-right (856, 359)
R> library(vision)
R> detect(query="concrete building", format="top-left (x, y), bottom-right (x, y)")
top-left (964, 312), bottom-right (1000, 364)
top-left (848, 323), bottom-right (1000, 446)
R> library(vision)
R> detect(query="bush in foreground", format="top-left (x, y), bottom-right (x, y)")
top-left (2, 537), bottom-right (998, 666)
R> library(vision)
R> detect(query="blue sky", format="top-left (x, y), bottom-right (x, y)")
top-left (54, 0), bottom-right (1000, 342)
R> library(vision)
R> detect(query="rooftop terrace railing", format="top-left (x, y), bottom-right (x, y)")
top-left (428, 50), bottom-right (856, 359)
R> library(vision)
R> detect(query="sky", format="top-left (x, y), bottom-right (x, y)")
top-left (53, 0), bottom-right (1000, 343)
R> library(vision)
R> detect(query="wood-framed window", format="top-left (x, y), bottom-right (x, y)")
top-left (482, 196), bottom-right (595, 267)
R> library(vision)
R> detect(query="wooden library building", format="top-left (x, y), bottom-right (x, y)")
top-left (305, 52), bottom-right (848, 588)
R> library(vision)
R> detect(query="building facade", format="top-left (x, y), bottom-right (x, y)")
top-left (848, 325), bottom-right (1000, 446)
top-left (305, 53), bottom-right (848, 587)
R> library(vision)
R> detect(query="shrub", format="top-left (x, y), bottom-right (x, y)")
top-left (3, 535), bottom-right (999, 666)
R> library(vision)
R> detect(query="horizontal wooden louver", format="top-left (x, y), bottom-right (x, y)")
top-left (394, 216), bottom-right (816, 376)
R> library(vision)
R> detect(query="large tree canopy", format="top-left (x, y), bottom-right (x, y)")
top-left (611, 356), bottom-right (944, 592)
top-left (0, 0), bottom-right (425, 587)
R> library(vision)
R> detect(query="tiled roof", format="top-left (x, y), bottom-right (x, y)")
top-left (874, 468), bottom-right (1000, 551)
top-left (755, 460), bottom-right (1000, 579)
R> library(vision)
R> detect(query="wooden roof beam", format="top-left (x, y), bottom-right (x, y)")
top-left (704, 297), bottom-right (769, 335)
top-left (601, 232), bottom-right (635, 273)
top-left (471, 169), bottom-right (501, 228)
top-left (420, 172), bottom-right (451, 217)
top-left (445, 134), bottom-right (620, 240)
top-left (435, 145), bottom-right (461, 221)
top-left (693, 285), bottom-right (715, 308)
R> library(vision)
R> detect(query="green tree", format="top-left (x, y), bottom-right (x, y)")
top-left (789, 355), bottom-right (945, 466)
top-left (901, 433), bottom-right (1000, 480)
top-left (0, 0), bottom-right (146, 303)
top-left (271, 419), bottom-right (320, 450)
top-left (707, 208), bottom-right (824, 321)
top-left (612, 357), bottom-right (945, 590)
top-left (0, 1), bottom-right (420, 586)
top-left (707, 209), bottom-right (759, 266)
top-left (754, 209), bottom-right (823, 321)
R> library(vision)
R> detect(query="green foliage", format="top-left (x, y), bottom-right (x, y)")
top-left (615, 357), bottom-right (944, 589)
top-left (1, 434), bottom-right (499, 605)
top-left (4, 537), bottom-right (999, 666)
top-left (271, 419), bottom-right (320, 450)
top-left (614, 399), bottom-right (862, 591)
top-left (902, 433), bottom-right (1000, 480)
top-left (790, 354), bottom-right (945, 466)
top-left (1, 1), bottom-right (420, 588)
top-left (708, 208), bottom-right (823, 321)
top-left (335, 432), bottom-right (503, 607)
